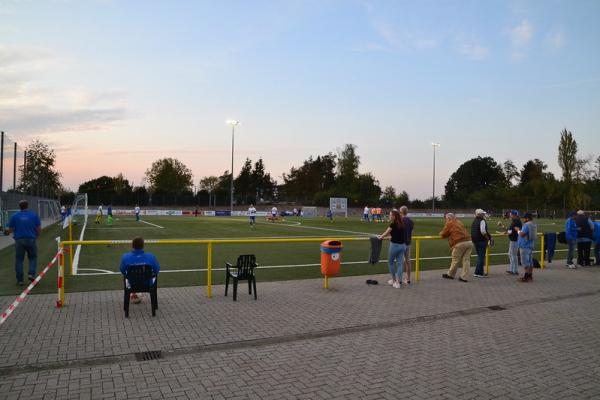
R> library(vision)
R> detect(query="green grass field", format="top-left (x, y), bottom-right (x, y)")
top-left (0, 215), bottom-right (568, 296)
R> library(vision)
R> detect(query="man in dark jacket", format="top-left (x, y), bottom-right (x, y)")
top-left (471, 209), bottom-right (490, 277)
top-left (575, 210), bottom-right (594, 266)
top-left (506, 210), bottom-right (522, 275)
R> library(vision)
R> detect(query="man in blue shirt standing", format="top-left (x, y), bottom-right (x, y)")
top-left (517, 212), bottom-right (537, 282)
top-left (6, 200), bottom-right (41, 286)
top-left (565, 211), bottom-right (578, 268)
top-left (119, 237), bottom-right (160, 302)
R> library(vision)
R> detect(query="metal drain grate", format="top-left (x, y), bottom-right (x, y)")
top-left (135, 351), bottom-right (162, 361)
top-left (488, 305), bottom-right (506, 311)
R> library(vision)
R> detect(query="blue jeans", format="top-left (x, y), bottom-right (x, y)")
top-left (520, 247), bottom-right (533, 267)
top-left (508, 240), bottom-right (519, 273)
top-left (387, 242), bottom-right (406, 280)
top-left (566, 239), bottom-right (577, 265)
top-left (474, 241), bottom-right (487, 275)
top-left (595, 243), bottom-right (600, 265)
top-left (15, 238), bottom-right (38, 283)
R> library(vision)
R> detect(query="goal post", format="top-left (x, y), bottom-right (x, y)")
top-left (329, 197), bottom-right (348, 217)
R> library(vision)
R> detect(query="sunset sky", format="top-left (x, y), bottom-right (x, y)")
top-left (1, 0), bottom-right (599, 199)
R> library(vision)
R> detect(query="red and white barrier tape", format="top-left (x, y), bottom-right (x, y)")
top-left (0, 251), bottom-right (61, 326)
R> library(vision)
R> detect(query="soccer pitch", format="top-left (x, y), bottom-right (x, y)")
top-left (0, 216), bottom-right (567, 295)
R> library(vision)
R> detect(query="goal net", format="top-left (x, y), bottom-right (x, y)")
top-left (37, 199), bottom-right (61, 221)
top-left (329, 197), bottom-right (348, 217)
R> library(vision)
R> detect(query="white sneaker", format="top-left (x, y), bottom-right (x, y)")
top-left (387, 279), bottom-right (394, 285)
top-left (567, 264), bottom-right (576, 269)
top-left (392, 282), bottom-right (401, 289)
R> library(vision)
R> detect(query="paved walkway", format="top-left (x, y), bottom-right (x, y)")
top-left (0, 263), bottom-right (599, 399)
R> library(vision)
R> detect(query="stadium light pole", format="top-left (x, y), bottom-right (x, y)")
top-left (226, 120), bottom-right (240, 214)
top-left (432, 142), bottom-right (440, 214)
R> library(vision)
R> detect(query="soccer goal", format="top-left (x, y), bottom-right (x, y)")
top-left (38, 199), bottom-right (61, 221)
top-left (329, 197), bottom-right (348, 217)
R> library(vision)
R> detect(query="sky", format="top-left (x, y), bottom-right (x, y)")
top-left (1, 0), bottom-right (599, 199)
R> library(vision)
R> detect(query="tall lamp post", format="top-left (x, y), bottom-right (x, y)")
top-left (431, 142), bottom-right (440, 214)
top-left (226, 120), bottom-right (240, 214)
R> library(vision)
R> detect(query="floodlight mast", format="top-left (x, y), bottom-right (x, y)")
top-left (432, 142), bottom-right (440, 214)
top-left (226, 120), bottom-right (240, 214)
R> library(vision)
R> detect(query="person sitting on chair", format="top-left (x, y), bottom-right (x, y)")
top-left (119, 237), bottom-right (160, 303)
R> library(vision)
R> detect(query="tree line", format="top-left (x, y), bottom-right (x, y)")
top-left (16, 130), bottom-right (600, 213)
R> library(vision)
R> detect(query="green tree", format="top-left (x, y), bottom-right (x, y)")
top-left (18, 139), bottom-right (62, 198)
top-left (78, 175), bottom-right (134, 205)
top-left (281, 153), bottom-right (336, 203)
top-left (251, 158), bottom-right (276, 202)
top-left (380, 186), bottom-right (397, 206)
top-left (234, 158), bottom-right (254, 204)
top-left (145, 158), bottom-right (193, 205)
top-left (520, 159), bottom-right (551, 186)
top-left (503, 159), bottom-right (519, 186)
top-left (444, 156), bottom-right (505, 206)
top-left (558, 129), bottom-right (578, 183)
top-left (336, 144), bottom-right (360, 187)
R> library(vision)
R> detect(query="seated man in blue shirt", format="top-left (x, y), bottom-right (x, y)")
top-left (6, 200), bottom-right (42, 286)
top-left (119, 237), bottom-right (160, 302)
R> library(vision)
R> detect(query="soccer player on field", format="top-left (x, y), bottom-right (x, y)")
top-left (248, 204), bottom-right (257, 226)
top-left (271, 206), bottom-right (278, 222)
top-left (363, 206), bottom-right (369, 222)
top-left (134, 205), bottom-right (141, 222)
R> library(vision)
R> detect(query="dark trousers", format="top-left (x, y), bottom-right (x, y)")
top-left (577, 241), bottom-right (592, 266)
top-left (15, 238), bottom-right (38, 283)
top-left (474, 241), bottom-right (487, 275)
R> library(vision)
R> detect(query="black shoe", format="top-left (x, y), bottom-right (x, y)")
top-left (442, 273), bottom-right (454, 280)
top-left (28, 275), bottom-right (35, 282)
top-left (16, 281), bottom-right (24, 286)
top-left (459, 278), bottom-right (468, 282)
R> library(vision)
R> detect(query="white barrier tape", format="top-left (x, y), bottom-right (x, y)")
top-left (0, 251), bottom-right (61, 327)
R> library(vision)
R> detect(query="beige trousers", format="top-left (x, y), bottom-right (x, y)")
top-left (447, 241), bottom-right (473, 280)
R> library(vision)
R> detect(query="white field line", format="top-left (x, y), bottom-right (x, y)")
top-left (228, 217), bottom-right (373, 236)
top-left (86, 227), bottom-right (156, 230)
top-left (140, 220), bottom-right (165, 228)
top-left (74, 249), bottom-right (566, 275)
top-left (72, 214), bottom-right (89, 275)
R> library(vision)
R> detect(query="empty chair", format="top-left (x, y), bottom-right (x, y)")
top-left (123, 264), bottom-right (158, 317)
top-left (225, 254), bottom-right (258, 301)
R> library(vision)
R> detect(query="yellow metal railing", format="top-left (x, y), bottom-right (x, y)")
top-left (58, 232), bottom-right (546, 304)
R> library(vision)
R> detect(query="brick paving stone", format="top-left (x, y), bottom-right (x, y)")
top-left (0, 265), bottom-right (599, 399)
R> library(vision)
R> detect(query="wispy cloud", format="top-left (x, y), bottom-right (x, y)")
top-left (545, 29), bottom-right (565, 50)
top-left (455, 34), bottom-right (490, 61)
top-left (508, 19), bottom-right (533, 60)
top-left (0, 45), bottom-right (129, 136)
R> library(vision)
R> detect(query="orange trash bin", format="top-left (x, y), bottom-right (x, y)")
top-left (320, 240), bottom-right (343, 276)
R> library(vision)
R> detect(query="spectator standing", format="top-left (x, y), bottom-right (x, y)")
top-left (506, 210), bottom-right (522, 275)
top-left (440, 213), bottom-right (472, 282)
top-left (565, 211), bottom-right (578, 268)
top-left (400, 206), bottom-right (414, 284)
top-left (378, 210), bottom-right (406, 289)
top-left (471, 209), bottom-right (490, 277)
top-left (6, 200), bottom-right (41, 286)
top-left (516, 212), bottom-right (537, 282)
top-left (593, 220), bottom-right (600, 266)
top-left (575, 210), bottom-right (594, 267)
